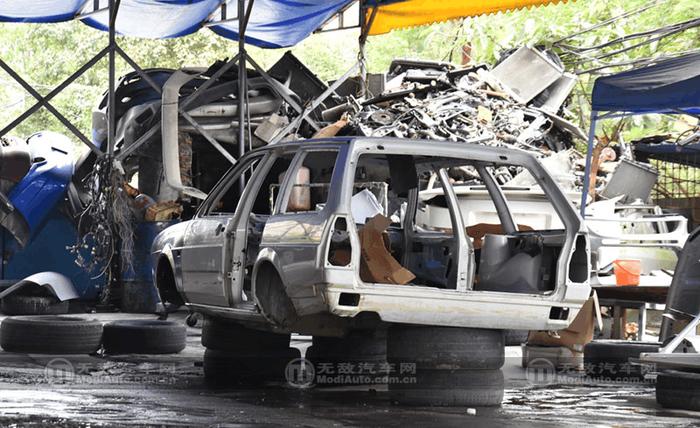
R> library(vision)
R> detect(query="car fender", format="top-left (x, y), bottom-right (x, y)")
top-left (251, 247), bottom-right (286, 294)
top-left (155, 243), bottom-right (185, 294)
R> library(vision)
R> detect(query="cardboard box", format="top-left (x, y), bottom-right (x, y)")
top-left (526, 292), bottom-right (602, 353)
top-left (359, 215), bottom-right (415, 285)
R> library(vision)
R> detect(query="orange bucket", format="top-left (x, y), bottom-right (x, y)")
top-left (613, 259), bottom-right (641, 286)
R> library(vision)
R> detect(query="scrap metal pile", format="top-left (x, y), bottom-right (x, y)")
top-left (349, 62), bottom-right (575, 157)
top-left (327, 49), bottom-right (587, 188)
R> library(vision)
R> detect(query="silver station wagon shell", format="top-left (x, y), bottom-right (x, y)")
top-left (152, 137), bottom-right (591, 335)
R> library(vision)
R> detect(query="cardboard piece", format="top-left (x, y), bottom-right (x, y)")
top-left (527, 292), bottom-right (602, 353)
top-left (466, 223), bottom-right (534, 249)
top-left (358, 215), bottom-right (415, 285)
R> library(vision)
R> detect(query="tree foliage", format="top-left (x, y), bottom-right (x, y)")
top-left (0, 0), bottom-right (696, 151)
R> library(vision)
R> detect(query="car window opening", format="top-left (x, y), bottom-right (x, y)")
top-left (348, 153), bottom-right (567, 295)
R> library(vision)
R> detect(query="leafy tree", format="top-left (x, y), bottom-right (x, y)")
top-left (0, 0), bottom-right (696, 153)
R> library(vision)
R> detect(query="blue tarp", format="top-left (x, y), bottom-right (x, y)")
top-left (0, 0), bottom-right (354, 48)
top-left (591, 52), bottom-right (700, 115)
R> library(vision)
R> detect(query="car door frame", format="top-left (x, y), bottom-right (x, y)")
top-left (180, 151), bottom-right (267, 307)
top-left (221, 147), bottom-right (297, 307)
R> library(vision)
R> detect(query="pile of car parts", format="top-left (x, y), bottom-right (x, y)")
top-left (346, 55), bottom-right (579, 163)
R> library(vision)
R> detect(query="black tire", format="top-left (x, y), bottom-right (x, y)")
top-left (388, 325), bottom-right (504, 370)
top-left (312, 329), bottom-right (386, 358)
top-left (201, 317), bottom-right (290, 352)
top-left (1, 295), bottom-right (69, 315)
top-left (203, 347), bottom-right (301, 385)
top-left (584, 340), bottom-right (659, 379)
top-left (103, 320), bottom-right (187, 355)
top-left (390, 369), bottom-right (504, 407)
top-left (656, 370), bottom-right (700, 411)
top-left (504, 329), bottom-right (529, 346)
top-left (185, 313), bottom-right (199, 327)
top-left (0, 316), bottom-right (102, 354)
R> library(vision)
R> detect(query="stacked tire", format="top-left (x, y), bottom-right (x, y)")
top-left (387, 324), bottom-right (505, 406)
top-left (201, 316), bottom-right (298, 385)
top-left (656, 370), bottom-right (700, 411)
top-left (306, 329), bottom-right (387, 386)
top-left (504, 329), bottom-right (529, 346)
top-left (583, 340), bottom-right (659, 380)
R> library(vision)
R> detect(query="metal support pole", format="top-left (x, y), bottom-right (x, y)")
top-left (0, 47), bottom-right (108, 145)
top-left (358, 5), bottom-right (378, 98)
top-left (237, 0), bottom-right (248, 164)
top-left (270, 60), bottom-right (361, 144)
top-left (580, 113), bottom-right (598, 217)
top-left (107, 0), bottom-right (120, 157)
top-left (115, 46), bottom-right (161, 94)
top-left (0, 58), bottom-right (102, 154)
top-left (115, 55), bottom-right (241, 162)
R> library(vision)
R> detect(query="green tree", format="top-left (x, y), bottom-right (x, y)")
top-left (0, 0), bottom-right (696, 152)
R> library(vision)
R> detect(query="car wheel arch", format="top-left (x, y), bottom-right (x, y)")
top-left (252, 253), bottom-right (298, 328)
top-left (155, 248), bottom-right (185, 307)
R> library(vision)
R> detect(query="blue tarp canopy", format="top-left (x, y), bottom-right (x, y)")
top-left (0, 0), bottom-right (354, 48)
top-left (581, 52), bottom-right (700, 215)
top-left (591, 52), bottom-right (700, 116)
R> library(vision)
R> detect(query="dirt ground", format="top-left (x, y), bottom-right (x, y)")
top-left (0, 312), bottom-right (697, 427)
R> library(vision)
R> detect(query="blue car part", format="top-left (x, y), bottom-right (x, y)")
top-left (7, 131), bottom-right (74, 246)
top-left (1, 209), bottom-right (107, 300)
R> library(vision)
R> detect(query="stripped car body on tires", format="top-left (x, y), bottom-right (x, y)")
top-left (152, 137), bottom-right (591, 337)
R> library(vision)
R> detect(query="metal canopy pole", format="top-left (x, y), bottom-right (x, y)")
top-left (0, 48), bottom-right (108, 154)
top-left (358, 4), bottom-right (378, 97)
top-left (114, 54), bottom-right (241, 162)
top-left (237, 0), bottom-right (252, 164)
top-left (107, 0), bottom-right (121, 157)
top-left (580, 112), bottom-right (598, 217)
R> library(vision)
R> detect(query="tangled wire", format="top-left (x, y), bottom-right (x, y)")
top-left (67, 156), bottom-right (134, 304)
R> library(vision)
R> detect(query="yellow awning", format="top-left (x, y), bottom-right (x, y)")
top-left (368, 0), bottom-right (569, 36)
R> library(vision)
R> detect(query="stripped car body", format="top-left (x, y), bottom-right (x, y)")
top-left (152, 138), bottom-right (591, 336)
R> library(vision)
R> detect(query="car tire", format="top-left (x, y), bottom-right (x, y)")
top-left (0, 316), bottom-right (103, 354)
top-left (103, 320), bottom-right (187, 355)
top-left (201, 317), bottom-right (290, 352)
top-left (1, 295), bottom-right (69, 315)
top-left (504, 329), bottom-right (529, 346)
top-left (203, 347), bottom-right (301, 385)
top-left (390, 369), bottom-right (504, 407)
top-left (656, 370), bottom-right (700, 411)
top-left (388, 324), bottom-right (504, 370)
top-left (584, 340), bottom-right (659, 379)
top-left (311, 329), bottom-right (386, 357)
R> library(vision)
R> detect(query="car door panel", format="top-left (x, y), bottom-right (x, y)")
top-left (180, 216), bottom-right (230, 306)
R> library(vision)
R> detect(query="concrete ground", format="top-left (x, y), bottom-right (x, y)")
top-left (0, 311), bottom-right (697, 427)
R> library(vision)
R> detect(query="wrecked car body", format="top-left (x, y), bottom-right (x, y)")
top-left (152, 138), bottom-right (590, 335)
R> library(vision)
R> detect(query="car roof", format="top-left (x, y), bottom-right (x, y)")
top-left (249, 137), bottom-right (538, 165)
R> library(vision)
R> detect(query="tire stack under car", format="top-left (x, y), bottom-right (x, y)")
top-left (306, 329), bottom-right (388, 385)
top-left (387, 325), bottom-right (505, 407)
top-left (201, 316), bottom-right (299, 385)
